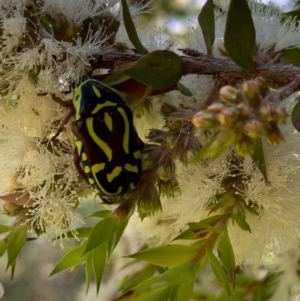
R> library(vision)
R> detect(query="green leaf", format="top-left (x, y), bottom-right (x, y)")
top-left (117, 285), bottom-right (170, 301)
top-left (50, 245), bottom-right (86, 275)
top-left (66, 227), bottom-right (91, 238)
top-left (93, 243), bottom-right (107, 294)
top-left (0, 224), bottom-right (11, 234)
top-left (85, 216), bottom-right (116, 253)
top-left (128, 244), bottom-right (197, 267)
top-left (217, 229), bottom-right (235, 284)
top-left (207, 247), bottom-right (232, 296)
top-left (281, 47), bottom-right (300, 67)
top-left (6, 226), bottom-right (27, 273)
top-left (196, 130), bottom-right (236, 159)
top-left (231, 213), bottom-right (251, 233)
top-left (177, 82), bottom-right (193, 97)
top-left (85, 252), bottom-right (93, 293)
top-left (291, 95), bottom-right (300, 131)
top-left (0, 240), bottom-right (6, 257)
top-left (121, 0), bottom-right (147, 54)
top-left (188, 215), bottom-right (223, 231)
top-left (198, 0), bottom-right (215, 55)
top-left (209, 194), bottom-right (236, 213)
top-left (251, 138), bottom-right (268, 182)
top-left (224, 0), bottom-right (256, 70)
top-left (89, 210), bottom-right (112, 218)
top-left (159, 262), bottom-right (196, 284)
top-left (120, 265), bottom-right (157, 292)
top-left (107, 216), bottom-right (129, 256)
top-left (168, 282), bottom-right (194, 301)
top-left (125, 50), bottom-right (182, 89)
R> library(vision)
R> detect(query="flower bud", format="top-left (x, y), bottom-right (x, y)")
top-left (217, 107), bottom-right (237, 126)
top-left (265, 124), bottom-right (284, 145)
top-left (234, 138), bottom-right (255, 156)
top-left (192, 111), bottom-right (216, 128)
top-left (260, 104), bottom-right (276, 121)
top-left (207, 102), bottom-right (226, 113)
top-left (275, 106), bottom-right (288, 123)
top-left (138, 185), bottom-right (162, 218)
top-left (219, 85), bottom-right (239, 103)
top-left (243, 119), bottom-right (263, 139)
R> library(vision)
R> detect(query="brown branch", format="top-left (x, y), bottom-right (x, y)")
top-left (96, 51), bottom-right (300, 87)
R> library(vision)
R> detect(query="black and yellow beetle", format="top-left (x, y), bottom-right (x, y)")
top-left (52, 77), bottom-right (144, 203)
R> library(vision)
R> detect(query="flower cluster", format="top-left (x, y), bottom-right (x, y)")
top-left (0, 0), bottom-right (150, 240)
top-left (192, 77), bottom-right (288, 156)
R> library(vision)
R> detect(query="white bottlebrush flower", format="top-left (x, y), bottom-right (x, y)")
top-left (250, 1), bottom-right (300, 53)
top-left (60, 27), bottom-right (112, 80)
top-left (187, 0), bottom-right (300, 59)
top-left (0, 13), bottom-right (27, 55)
top-left (0, 0), bottom-right (27, 17)
top-left (40, 0), bottom-right (107, 25)
top-left (228, 123), bottom-right (300, 266)
top-left (25, 179), bottom-right (80, 246)
top-left (0, 76), bottom-right (83, 242)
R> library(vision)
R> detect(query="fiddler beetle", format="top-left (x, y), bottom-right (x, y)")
top-left (51, 77), bottom-right (144, 203)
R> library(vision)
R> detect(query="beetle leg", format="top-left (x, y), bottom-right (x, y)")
top-left (73, 147), bottom-right (88, 182)
top-left (50, 94), bottom-right (75, 140)
top-left (51, 109), bottom-right (74, 140)
top-left (51, 94), bottom-right (72, 108)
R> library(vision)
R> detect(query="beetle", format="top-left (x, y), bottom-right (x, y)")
top-left (51, 77), bottom-right (144, 203)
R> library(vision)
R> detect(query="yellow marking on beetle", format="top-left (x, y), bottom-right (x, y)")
top-left (91, 163), bottom-right (106, 175)
top-left (117, 107), bottom-right (129, 154)
top-left (81, 152), bottom-right (88, 161)
top-left (84, 166), bottom-right (91, 173)
top-left (133, 150), bottom-right (141, 159)
top-left (92, 85), bottom-right (101, 98)
top-left (86, 118), bottom-right (112, 161)
top-left (91, 101), bottom-right (117, 115)
top-left (75, 140), bottom-right (83, 154)
top-left (107, 166), bottom-right (122, 183)
top-left (88, 178), bottom-right (95, 185)
top-left (104, 112), bottom-right (113, 131)
top-left (94, 188), bottom-right (100, 194)
top-left (73, 90), bottom-right (82, 120)
top-left (130, 183), bottom-right (136, 190)
top-left (91, 163), bottom-right (123, 195)
top-left (124, 163), bottom-right (138, 173)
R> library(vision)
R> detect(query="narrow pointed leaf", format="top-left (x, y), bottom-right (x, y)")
top-left (117, 286), bottom-right (169, 301)
top-left (120, 265), bottom-right (156, 292)
top-left (282, 47), bottom-right (300, 67)
top-left (224, 0), bottom-right (256, 70)
top-left (251, 138), bottom-right (268, 182)
top-left (93, 243), bottom-right (107, 294)
top-left (125, 50), bottom-right (182, 89)
top-left (231, 213), bottom-right (251, 233)
top-left (0, 224), bottom-right (11, 233)
top-left (207, 247), bottom-right (232, 296)
top-left (6, 226), bottom-right (27, 269)
top-left (85, 252), bottom-right (93, 293)
top-left (121, 0), bottom-right (147, 54)
top-left (107, 216), bottom-right (128, 256)
top-left (177, 82), bottom-right (193, 96)
top-left (50, 245), bottom-right (86, 275)
top-left (168, 282), bottom-right (194, 301)
top-left (128, 244), bottom-right (197, 267)
top-left (209, 194), bottom-right (235, 213)
top-left (198, 0), bottom-right (215, 54)
top-left (159, 262), bottom-right (196, 284)
top-left (217, 229), bottom-right (235, 283)
top-left (0, 240), bottom-right (6, 257)
top-left (85, 217), bottom-right (116, 253)
top-left (291, 95), bottom-right (300, 131)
